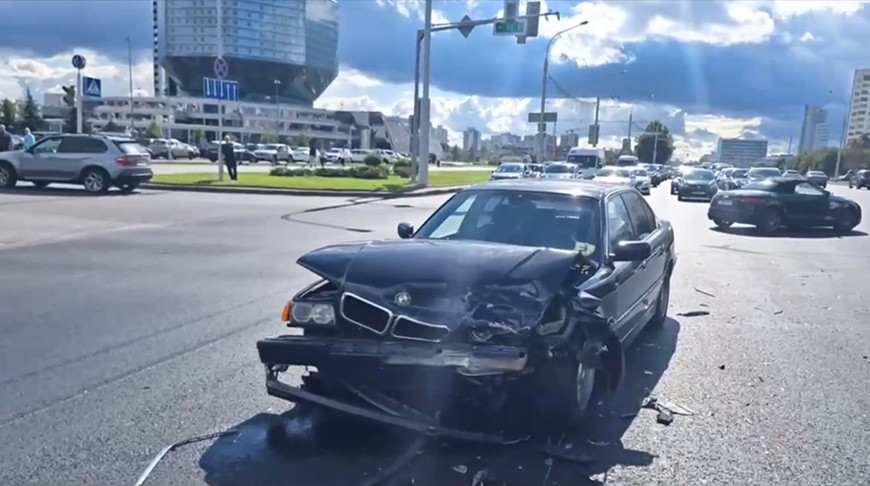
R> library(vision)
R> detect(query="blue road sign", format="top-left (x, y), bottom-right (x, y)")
top-left (83, 77), bottom-right (102, 98)
top-left (202, 77), bottom-right (239, 101)
top-left (72, 54), bottom-right (86, 69)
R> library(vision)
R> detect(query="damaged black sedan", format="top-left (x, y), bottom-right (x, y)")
top-left (257, 179), bottom-right (677, 442)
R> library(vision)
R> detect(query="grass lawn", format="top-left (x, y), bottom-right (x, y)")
top-left (150, 170), bottom-right (491, 191)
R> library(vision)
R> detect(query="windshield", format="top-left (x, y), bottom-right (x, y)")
top-left (527, 164), bottom-right (543, 171)
top-left (742, 180), bottom-right (779, 191)
top-left (632, 169), bottom-right (648, 177)
top-left (597, 168), bottom-right (630, 178)
top-left (686, 170), bottom-right (715, 181)
top-left (732, 169), bottom-right (748, 178)
top-left (545, 164), bottom-right (575, 174)
top-left (415, 190), bottom-right (601, 258)
top-left (566, 154), bottom-right (599, 168)
top-left (748, 168), bottom-right (781, 178)
top-left (496, 164), bottom-right (524, 173)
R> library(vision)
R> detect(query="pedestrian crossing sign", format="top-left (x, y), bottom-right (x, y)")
top-left (83, 77), bottom-right (102, 98)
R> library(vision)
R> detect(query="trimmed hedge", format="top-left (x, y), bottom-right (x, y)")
top-left (270, 165), bottom-right (390, 180)
top-left (363, 154), bottom-right (384, 167)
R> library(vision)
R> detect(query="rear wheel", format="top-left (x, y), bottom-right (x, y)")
top-left (0, 163), bottom-right (17, 188)
top-left (833, 209), bottom-right (859, 233)
top-left (757, 207), bottom-right (782, 233)
top-left (714, 219), bottom-right (733, 228)
top-left (82, 168), bottom-right (110, 194)
top-left (647, 270), bottom-right (671, 330)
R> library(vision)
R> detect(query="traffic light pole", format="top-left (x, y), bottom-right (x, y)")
top-left (75, 68), bottom-right (83, 134)
top-left (216, 0), bottom-right (224, 182)
top-left (411, 8), bottom-right (560, 184)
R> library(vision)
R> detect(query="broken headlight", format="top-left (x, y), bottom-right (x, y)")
top-left (286, 301), bottom-right (336, 326)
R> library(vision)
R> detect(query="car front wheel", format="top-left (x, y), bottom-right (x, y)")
top-left (714, 219), bottom-right (733, 228)
top-left (833, 209), bottom-right (859, 233)
top-left (0, 163), bottom-right (17, 188)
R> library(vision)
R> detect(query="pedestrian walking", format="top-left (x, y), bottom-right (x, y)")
top-left (221, 135), bottom-right (238, 180)
top-left (0, 124), bottom-right (12, 152)
top-left (309, 139), bottom-right (322, 168)
top-left (22, 127), bottom-right (36, 150)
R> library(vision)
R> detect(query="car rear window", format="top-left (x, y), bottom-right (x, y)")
top-left (115, 141), bottom-right (150, 155)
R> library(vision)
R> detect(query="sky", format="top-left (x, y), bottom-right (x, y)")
top-left (0, 0), bottom-right (868, 160)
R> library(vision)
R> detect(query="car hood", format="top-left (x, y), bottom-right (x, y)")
top-left (297, 239), bottom-right (580, 336)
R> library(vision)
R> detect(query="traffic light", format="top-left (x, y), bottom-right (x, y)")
top-left (62, 85), bottom-right (76, 107)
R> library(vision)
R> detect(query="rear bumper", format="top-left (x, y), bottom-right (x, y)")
top-left (114, 168), bottom-right (153, 185)
top-left (257, 336), bottom-right (528, 372)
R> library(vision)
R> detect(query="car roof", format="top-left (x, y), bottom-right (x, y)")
top-left (465, 179), bottom-right (631, 199)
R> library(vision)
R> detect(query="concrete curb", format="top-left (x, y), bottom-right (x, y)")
top-left (140, 182), bottom-right (466, 198)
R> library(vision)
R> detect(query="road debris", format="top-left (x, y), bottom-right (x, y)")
top-left (694, 287), bottom-right (716, 298)
top-left (639, 396), bottom-right (695, 426)
top-left (774, 309), bottom-right (784, 315)
top-left (452, 465), bottom-right (468, 474)
top-left (134, 428), bottom-right (239, 486)
top-left (677, 310), bottom-right (710, 317)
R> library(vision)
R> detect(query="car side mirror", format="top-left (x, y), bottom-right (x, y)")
top-left (611, 240), bottom-right (652, 262)
top-left (397, 222), bottom-right (414, 239)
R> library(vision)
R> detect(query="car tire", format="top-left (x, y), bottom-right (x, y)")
top-left (677, 194), bottom-right (684, 201)
top-left (82, 168), bottom-right (110, 194)
top-left (0, 162), bottom-right (17, 188)
top-left (714, 219), bottom-right (733, 228)
top-left (188, 153), bottom-right (195, 160)
top-left (536, 354), bottom-right (600, 431)
top-left (119, 183), bottom-right (139, 194)
top-left (848, 181), bottom-right (853, 188)
top-left (646, 269), bottom-right (671, 330)
top-left (833, 208), bottom-right (859, 233)
top-left (32, 181), bottom-right (50, 189)
top-left (757, 207), bottom-right (782, 233)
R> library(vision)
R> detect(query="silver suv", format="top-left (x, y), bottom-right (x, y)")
top-left (0, 134), bottom-right (152, 194)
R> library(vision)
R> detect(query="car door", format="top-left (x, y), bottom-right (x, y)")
top-left (54, 137), bottom-right (108, 180)
top-left (620, 191), bottom-right (667, 337)
top-left (603, 193), bottom-right (644, 342)
top-left (17, 137), bottom-right (63, 179)
top-left (791, 181), bottom-right (831, 225)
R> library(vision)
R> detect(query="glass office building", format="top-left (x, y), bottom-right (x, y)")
top-left (154, 0), bottom-right (338, 105)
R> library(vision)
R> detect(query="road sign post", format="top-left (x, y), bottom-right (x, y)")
top-left (72, 54), bottom-right (86, 134)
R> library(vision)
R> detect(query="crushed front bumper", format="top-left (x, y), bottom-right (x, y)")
top-left (258, 336), bottom-right (530, 444)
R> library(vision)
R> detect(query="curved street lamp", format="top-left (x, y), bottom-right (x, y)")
top-left (537, 20), bottom-right (589, 162)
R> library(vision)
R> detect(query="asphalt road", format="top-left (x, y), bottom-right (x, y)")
top-left (151, 161), bottom-right (493, 175)
top-left (0, 182), bottom-right (868, 486)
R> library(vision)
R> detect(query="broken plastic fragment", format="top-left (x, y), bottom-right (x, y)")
top-left (656, 408), bottom-right (674, 425)
top-left (453, 465), bottom-right (468, 474)
top-left (677, 310), bottom-right (710, 317)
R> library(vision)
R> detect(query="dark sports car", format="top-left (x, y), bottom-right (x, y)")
top-left (707, 178), bottom-right (861, 233)
top-left (257, 179), bottom-right (677, 441)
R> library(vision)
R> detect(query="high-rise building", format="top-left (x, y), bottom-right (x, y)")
top-left (435, 125), bottom-right (449, 145)
top-left (716, 138), bottom-right (768, 167)
top-left (846, 68), bottom-right (870, 145)
top-left (560, 130), bottom-right (580, 148)
top-left (153, 0), bottom-right (338, 105)
top-left (463, 127), bottom-right (481, 152)
top-left (797, 104), bottom-right (828, 154)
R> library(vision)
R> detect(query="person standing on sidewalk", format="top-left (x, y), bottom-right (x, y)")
top-left (0, 124), bottom-right (12, 152)
top-left (309, 139), bottom-right (321, 168)
top-left (221, 135), bottom-right (238, 181)
top-left (22, 128), bottom-right (36, 150)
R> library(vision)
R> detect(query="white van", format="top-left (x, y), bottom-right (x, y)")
top-left (566, 147), bottom-right (605, 179)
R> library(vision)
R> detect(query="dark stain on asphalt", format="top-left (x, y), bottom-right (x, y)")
top-left (192, 320), bottom-right (681, 486)
top-left (702, 244), bottom-right (767, 255)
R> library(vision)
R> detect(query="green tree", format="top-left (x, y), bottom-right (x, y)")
top-left (775, 155), bottom-right (786, 170)
top-left (145, 120), bottom-right (162, 139)
top-left (261, 133), bottom-right (278, 144)
top-left (0, 99), bottom-right (16, 128)
top-left (103, 119), bottom-right (120, 132)
top-left (604, 149), bottom-right (618, 166)
top-left (634, 121), bottom-right (674, 164)
top-left (292, 134), bottom-right (309, 147)
top-left (191, 128), bottom-right (205, 144)
top-left (18, 88), bottom-right (44, 132)
top-left (449, 144), bottom-right (460, 161)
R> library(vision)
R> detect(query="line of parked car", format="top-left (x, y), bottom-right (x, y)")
top-left (489, 154), bottom-right (673, 197)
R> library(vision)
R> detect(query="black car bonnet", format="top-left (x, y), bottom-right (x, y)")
top-left (297, 239), bottom-right (579, 333)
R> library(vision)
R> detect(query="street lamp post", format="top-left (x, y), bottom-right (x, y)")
top-left (537, 20), bottom-right (588, 163)
top-left (126, 36), bottom-right (135, 134)
top-left (273, 79), bottom-right (281, 141)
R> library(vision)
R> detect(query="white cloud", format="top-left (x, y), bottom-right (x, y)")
top-left (0, 48), bottom-right (153, 102)
top-left (768, 0), bottom-right (865, 19)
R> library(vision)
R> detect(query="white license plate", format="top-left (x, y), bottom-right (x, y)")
top-left (717, 200), bottom-right (733, 206)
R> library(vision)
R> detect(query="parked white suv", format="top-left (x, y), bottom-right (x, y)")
top-left (0, 134), bottom-right (153, 194)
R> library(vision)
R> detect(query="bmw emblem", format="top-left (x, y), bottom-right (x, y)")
top-left (395, 292), bottom-right (411, 307)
